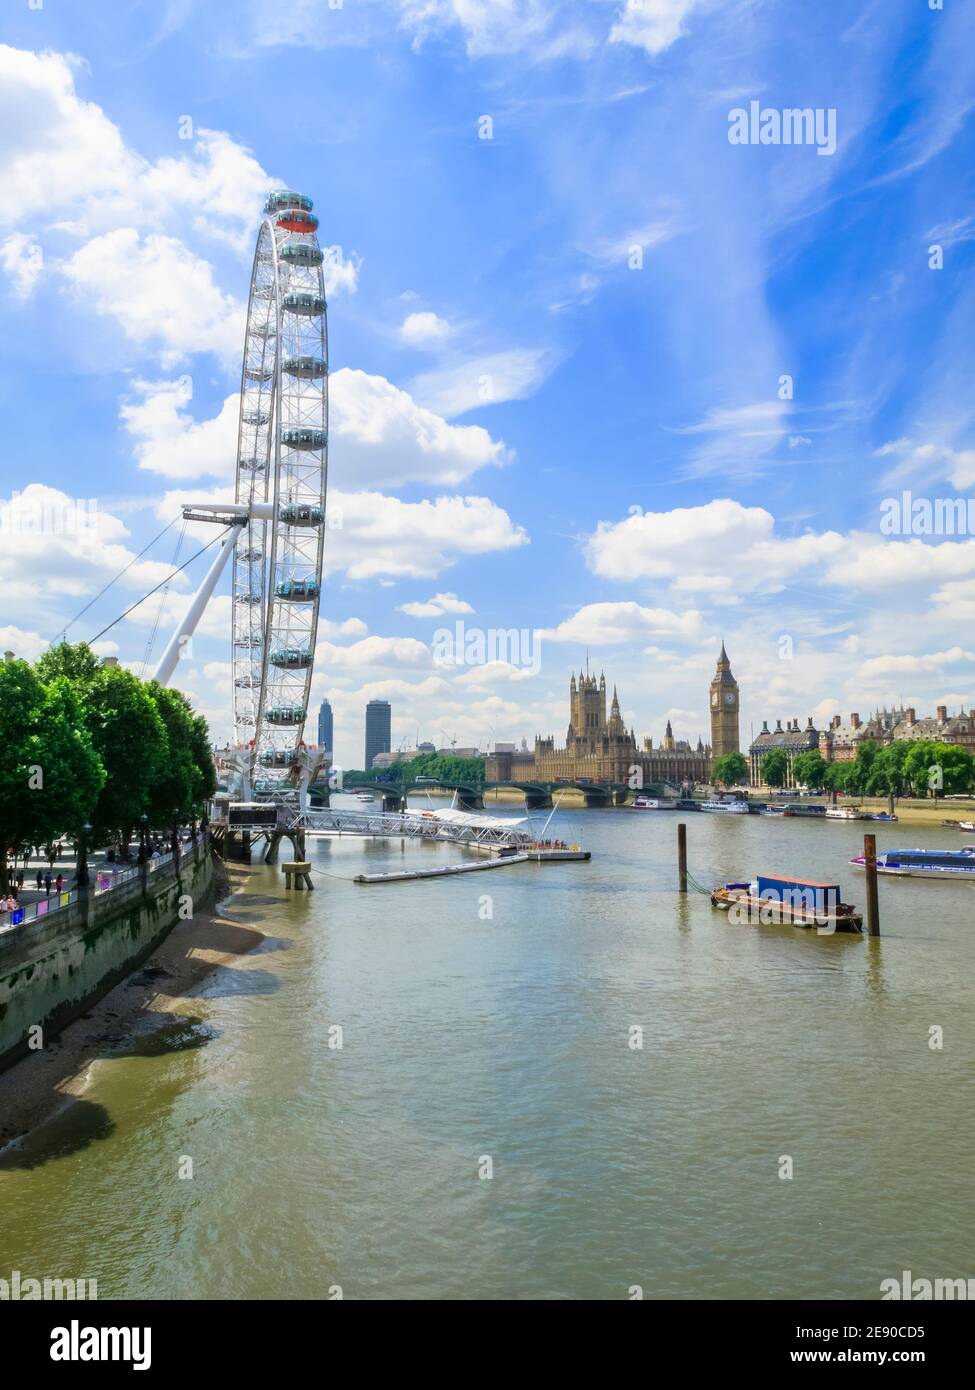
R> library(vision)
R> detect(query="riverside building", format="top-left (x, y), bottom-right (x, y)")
top-left (749, 718), bottom-right (820, 787)
top-left (486, 666), bottom-right (715, 788)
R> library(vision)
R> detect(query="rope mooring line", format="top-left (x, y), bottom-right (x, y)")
top-left (684, 867), bottom-right (713, 896)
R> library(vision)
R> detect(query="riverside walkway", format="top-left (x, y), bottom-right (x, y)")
top-left (0, 834), bottom-right (206, 935)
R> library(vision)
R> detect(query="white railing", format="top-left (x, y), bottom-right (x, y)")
top-left (0, 834), bottom-right (204, 937)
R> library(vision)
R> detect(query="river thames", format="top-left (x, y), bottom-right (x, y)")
top-left (1, 805), bottom-right (973, 1300)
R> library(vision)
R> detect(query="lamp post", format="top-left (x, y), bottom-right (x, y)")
top-left (77, 823), bottom-right (92, 889)
top-left (137, 814), bottom-right (149, 865)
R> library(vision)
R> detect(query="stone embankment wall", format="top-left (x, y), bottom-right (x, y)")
top-left (0, 844), bottom-right (216, 1072)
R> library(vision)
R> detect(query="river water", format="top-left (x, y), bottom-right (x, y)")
top-left (1, 805), bottom-right (973, 1300)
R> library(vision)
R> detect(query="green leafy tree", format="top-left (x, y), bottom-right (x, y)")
top-left (792, 750), bottom-right (828, 791)
top-left (844, 740), bottom-right (879, 797)
top-left (711, 752), bottom-right (748, 787)
top-left (823, 762), bottom-right (850, 794)
top-left (35, 641), bottom-right (103, 687)
top-left (0, 662), bottom-right (105, 891)
top-left (188, 712), bottom-right (217, 810)
top-left (146, 684), bottom-right (199, 845)
top-left (903, 740), bottom-right (974, 797)
top-left (85, 666), bottom-right (169, 857)
top-left (760, 747), bottom-right (789, 788)
top-left (406, 754), bottom-right (486, 787)
top-left (866, 741), bottom-right (909, 803)
top-left (347, 753), bottom-right (487, 790)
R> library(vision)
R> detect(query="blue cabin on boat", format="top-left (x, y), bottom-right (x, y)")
top-left (756, 874), bottom-right (840, 916)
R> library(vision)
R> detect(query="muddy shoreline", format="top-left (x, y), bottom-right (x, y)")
top-left (0, 859), bottom-right (263, 1150)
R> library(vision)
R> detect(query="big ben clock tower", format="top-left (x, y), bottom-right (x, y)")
top-left (709, 642), bottom-right (740, 758)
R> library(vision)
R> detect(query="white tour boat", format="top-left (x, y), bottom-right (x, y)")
top-left (850, 845), bottom-right (975, 881)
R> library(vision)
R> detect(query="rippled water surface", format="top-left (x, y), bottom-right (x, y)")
top-left (1, 807), bottom-right (973, 1299)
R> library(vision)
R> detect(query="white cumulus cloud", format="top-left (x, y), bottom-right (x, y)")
top-left (121, 378), bottom-right (239, 481)
top-left (327, 490), bottom-right (529, 580)
top-left (609, 0), bottom-right (708, 56)
top-left (330, 367), bottom-right (511, 486)
top-left (59, 229), bottom-right (244, 367)
top-left (398, 592), bottom-right (474, 617)
top-left (400, 310), bottom-right (452, 346)
top-left (540, 601), bottom-right (702, 644)
top-left (1, 233), bottom-right (43, 298)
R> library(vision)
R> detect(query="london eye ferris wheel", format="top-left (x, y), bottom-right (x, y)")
top-left (152, 189), bottom-right (329, 802)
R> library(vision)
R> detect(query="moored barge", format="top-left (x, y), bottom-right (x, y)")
top-left (710, 873), bottom-right (863, 932)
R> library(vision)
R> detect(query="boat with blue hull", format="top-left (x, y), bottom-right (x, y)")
top-left (850, 846), bottom-right (975, 881)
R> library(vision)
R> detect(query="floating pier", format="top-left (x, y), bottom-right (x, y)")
top-left (353, 846), bottom-right (589, 884)
top-left (354, 855), bottom-right (528, 884)
top-left (525, 848), bottom-right (590, 862)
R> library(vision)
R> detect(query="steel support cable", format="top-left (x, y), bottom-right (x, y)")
top-left (86, 524), bottom-right (239, 649)
top-left (140, 518), bottom-right (188, 676)
top-left (51, 514), bottom-right (181, 646)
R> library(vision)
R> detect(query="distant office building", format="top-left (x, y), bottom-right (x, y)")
top-left (371, 752), bottom-right (400, 770)
top-left (371, 743), bottom-right (437, 769)
top-left (317, 699), bottom-right (333, 753)
top-left (365, 700), bottom-right (392, 769)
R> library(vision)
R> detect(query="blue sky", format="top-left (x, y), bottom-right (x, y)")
top-left (1, 0), bottom-right (974, 768)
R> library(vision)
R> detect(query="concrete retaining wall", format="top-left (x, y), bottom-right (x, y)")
top-left (0, 845), bottom-right (216, 1073)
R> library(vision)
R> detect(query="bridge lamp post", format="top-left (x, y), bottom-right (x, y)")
top-left (76, 823), bottom-right (93, 890)
top-left (137, 814), bottom-right (149, 865)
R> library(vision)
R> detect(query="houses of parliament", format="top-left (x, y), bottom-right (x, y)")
top-left (486, 648), bottom-right (740, 787)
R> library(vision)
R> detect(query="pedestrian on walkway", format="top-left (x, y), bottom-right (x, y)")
top-left (44, 872), bottom-right (52, 895)
top-left (55, 873), bottom-right (64, 894)
top-left (35, 868), bottom-right (42, 891)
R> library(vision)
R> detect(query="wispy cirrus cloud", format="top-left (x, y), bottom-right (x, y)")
top-left (409, 347), bottom-right (561, 418)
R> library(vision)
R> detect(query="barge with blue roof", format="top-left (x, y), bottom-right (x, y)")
top-left (710, 872), bottom-right (863, 932)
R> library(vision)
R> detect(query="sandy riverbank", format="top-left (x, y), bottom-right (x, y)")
top-left (0, 859), bottom-right (264, 1149)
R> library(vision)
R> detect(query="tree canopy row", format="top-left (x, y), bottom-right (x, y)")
top-left (744, 740), bottom-right (975, 796)
top-left (341, 753), bottom-right (488, 788)
top-left (0, 642), bottom-right (216, 891)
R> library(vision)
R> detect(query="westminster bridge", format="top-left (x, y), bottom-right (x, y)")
top-left (310, 776), bottom-right (686, 812)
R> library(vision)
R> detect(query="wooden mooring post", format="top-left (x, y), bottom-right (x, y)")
top-left (678, 822), bottom-right (688, 894)
top-left (863, 832), bottom-right (880, 937)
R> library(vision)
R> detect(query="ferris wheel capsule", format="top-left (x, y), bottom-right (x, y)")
top-left (282, 291), bottom-right (326, 316)
top-left (280, 240), bottom-right (324, 267)
top-left (282, 427), bottom-right (326, 450)
top-left (283, 355), bottom-right (327, 379)
top-left (279, 502), bottom-right (324, 526)
top-left (264, 190), bottom-right (314, 213)
top-left (276, 210), bottom-right (319, 234)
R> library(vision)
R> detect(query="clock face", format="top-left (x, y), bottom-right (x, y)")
top-left (724, 692), bottom-right (735, 706)
top-left (711, 692), bottom-right (718, 707)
